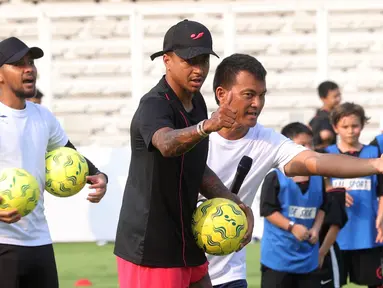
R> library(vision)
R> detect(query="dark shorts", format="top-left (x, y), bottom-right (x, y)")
top-left (341, 246), bottom-right (383, 286)
top-left (261, 265), bottom-right (321, 288)
top-left (313, 243), bottom-right (344, 288)
top-left (0, 243), bottom-right (58, 288)
top-left (213, 279), bottom-right (248, 288)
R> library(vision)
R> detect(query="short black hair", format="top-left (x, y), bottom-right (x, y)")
top-left (35, 89), bottom-right (44, 99)
top-left (330, 102), bottom-right (369, 128)
top-left (317, 81), bottom-right (339, 98)
top-left (281, 122), bottom-right (313, 140)
top-left (213, 53), bottom-right (267, 104)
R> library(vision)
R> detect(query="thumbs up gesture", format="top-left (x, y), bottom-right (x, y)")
top-left (204, 91), bottom-right (237, 133)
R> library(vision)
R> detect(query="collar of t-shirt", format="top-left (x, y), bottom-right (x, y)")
top-left (158, 75), bottom-right (201, 115)
top-left (158, 76), bottom-right (180, 100)
top-left (296, 181), bottom-right (310, 194)
top-left (337, 145), bottom-right (363, 157)
top-left (316, 109), bottom-right (330, 118)
top-left (0, 100), bottom-right (29, 118)
top-left (209, 125), bottom-right (255, 148)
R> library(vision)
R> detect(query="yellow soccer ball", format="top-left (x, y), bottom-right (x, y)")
top-left (191, 198), bottom-right (248, 256)
top-left (45, 147), bottom-right (89, 197)
top-left (0, 168), bottom-right (40, 217)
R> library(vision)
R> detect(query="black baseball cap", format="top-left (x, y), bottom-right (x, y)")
top-left (150, 19), bottom-right (219, 61)
top-left (0, 37), bottom-right (44, 67)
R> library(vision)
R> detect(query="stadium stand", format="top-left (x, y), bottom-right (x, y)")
top-left (0, 0), bottom-right (382, 146)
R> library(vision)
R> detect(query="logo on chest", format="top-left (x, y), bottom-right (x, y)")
top-left (332, 178), bottom-right (371, 191)
top-left (0, 115), bottom-right (8, 124)
top-left (288, 206), bottom-right (317, 219)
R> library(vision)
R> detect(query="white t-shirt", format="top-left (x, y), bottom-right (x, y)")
top-left (251, 180), bottom-right (264, 240)
top-left (206, 123), bottom-right (306, 286)
top-left (0, 101), bottom-right (68, 246)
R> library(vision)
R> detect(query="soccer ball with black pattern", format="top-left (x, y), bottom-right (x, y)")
top-left (45, 147), bottom-right (89, 197)
top-left (191, 198), bottom-right (248, 256)
top-left (0, 168), bottom-right (40, 217)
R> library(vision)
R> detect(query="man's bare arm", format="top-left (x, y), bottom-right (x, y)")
top-left (199, 165), bottom-right (241, 205)
top-left (199, 165), bottom-right (254, 249)
top-left (151, 92), bottom-right (238, 157)
top-left (152, 126), bottom-right (204, 157)
top-left (284, 150), bottom-right (380, 177)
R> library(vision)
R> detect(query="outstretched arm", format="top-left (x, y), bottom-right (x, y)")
top-left (284, 150), bottom-right (380, 178)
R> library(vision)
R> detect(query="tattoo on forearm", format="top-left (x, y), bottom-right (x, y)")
top-left (200, 166), bottom-right (229, 198)
top-left (152, 126), bottom-right (204, 157)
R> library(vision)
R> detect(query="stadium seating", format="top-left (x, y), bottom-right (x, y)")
top-left (1, 1), bottom-right (383, 146)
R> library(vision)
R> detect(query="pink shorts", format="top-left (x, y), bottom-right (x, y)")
top-left (116, 256), bottom-right (208, 288)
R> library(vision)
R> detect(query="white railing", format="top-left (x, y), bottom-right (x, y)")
top-left (1, 0), bottom-right (382, 242)
top-left (1, 0), bottom-right (383, 112)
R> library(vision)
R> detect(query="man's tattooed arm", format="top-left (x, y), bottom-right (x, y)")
top-left (152, 126), bottom-right (206, 157)
top-left (200, 165), bottom-right (242, 205)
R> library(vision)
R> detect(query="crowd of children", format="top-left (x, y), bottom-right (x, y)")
top-left (258, 83), bottom-right (383, 288)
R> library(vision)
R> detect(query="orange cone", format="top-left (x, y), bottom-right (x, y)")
top-left (75, 279), bottom-right (92, 287)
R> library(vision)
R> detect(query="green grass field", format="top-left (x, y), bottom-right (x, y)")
top-left (54, 242), bottom-right (359, 288)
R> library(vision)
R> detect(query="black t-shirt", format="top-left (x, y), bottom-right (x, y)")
top-left (114, 76), bottom-right (209, 267)
top-left (309, 109), bottom-right (336, 147)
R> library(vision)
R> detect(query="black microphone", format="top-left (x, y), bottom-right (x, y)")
top-left (230, 156), bottom-right (253, 195)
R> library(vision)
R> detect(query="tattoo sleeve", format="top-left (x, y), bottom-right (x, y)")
top-left (200, 165), bottom-right (242, 205)
top-left (152, 126), bottom-right (205, 157)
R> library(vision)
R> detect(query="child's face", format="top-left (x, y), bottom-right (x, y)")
top-left (322, 88), bottom-right (341, 110)
top-left (333, 114), bottom-right (362, 145)
top-left (293, 133), bottom-right (313, 150)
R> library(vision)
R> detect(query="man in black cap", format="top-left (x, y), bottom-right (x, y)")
top-left (114, 20), bottom-right (254, 288)
top-left (0, 36), bottom-right (108, 288)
